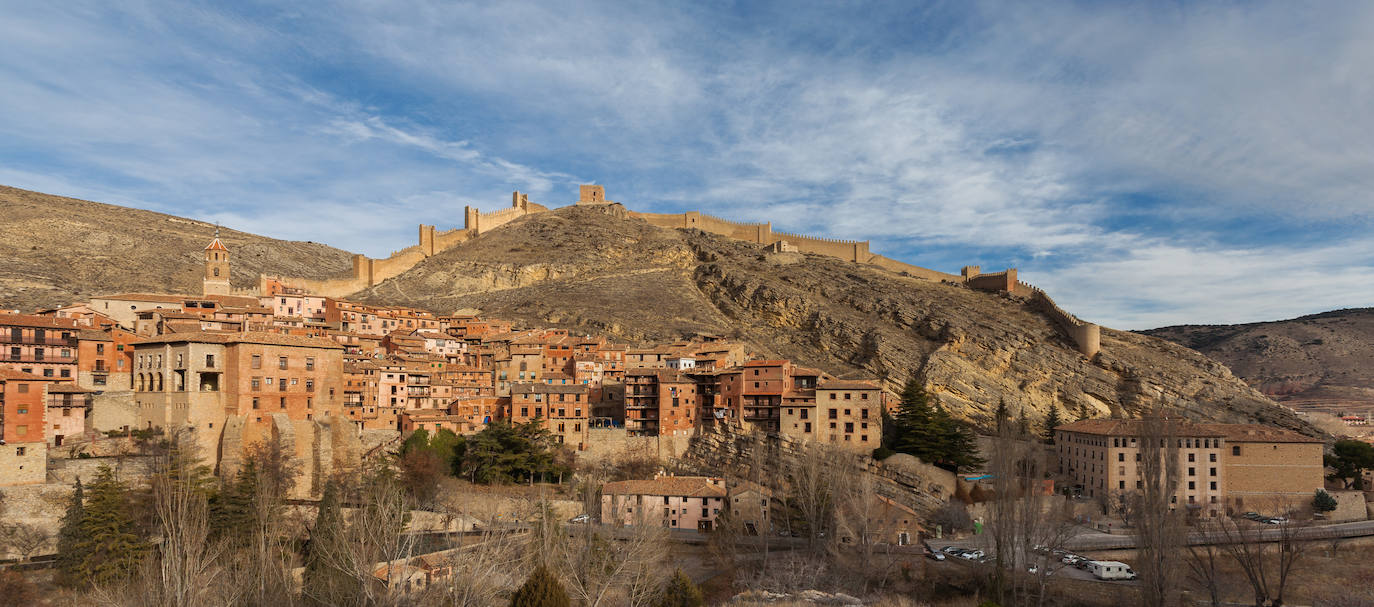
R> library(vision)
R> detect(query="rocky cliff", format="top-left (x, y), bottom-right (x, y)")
top-left (0, 185), bottom-right (355, 311)
top-left (355, 204), bottom-right (1313, 434)
top-left (1143, 309), bottom-right (1374, 414)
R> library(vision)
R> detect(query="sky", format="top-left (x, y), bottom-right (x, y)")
top-left (2, 1), bottom-right (1372, 330)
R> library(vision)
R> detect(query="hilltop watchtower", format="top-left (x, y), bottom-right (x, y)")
top-left (577, 185), bottom-right (611, 205)
top-left (203, 228), bottom-right (231, 296)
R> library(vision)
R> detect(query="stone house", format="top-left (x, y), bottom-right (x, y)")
top-left (0, 369), bottom-right (52, 485)
top-left (602, 475), bottom-right (727, 531)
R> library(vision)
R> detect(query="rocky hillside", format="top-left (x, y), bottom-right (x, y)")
top-left (1143, 309), bottom-right (1374, 414)
top-left (356, 204), bottom-right (1313, 434)
top-left (0, 186), bottom-right (355, 311)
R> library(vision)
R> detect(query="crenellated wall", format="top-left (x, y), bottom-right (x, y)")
top-left (253, 185), bottom-right (1101, 357)
top-left (1027, 287), bottom-right (1101, 358)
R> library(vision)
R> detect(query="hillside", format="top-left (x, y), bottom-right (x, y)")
top-left (355, 204), bottom-right (1314, 433)
top-left (1143, 309), bottom-right (1374, 415)
top-left (0, 186), bottom-right (355, 311)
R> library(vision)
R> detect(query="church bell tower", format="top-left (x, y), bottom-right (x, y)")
top-left (202, 226), bottom-right (231, 296)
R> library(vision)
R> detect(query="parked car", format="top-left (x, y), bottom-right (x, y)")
top-left (941, 546), bottom-right (962, 555)
top-left (926, 551), bottom-right (947, 561)
top-left (568, 514), bottom-right (590, 524)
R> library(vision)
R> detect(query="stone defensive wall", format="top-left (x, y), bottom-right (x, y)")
top-left (1027, 286), bottom-right (1101, 358)
top-left (256, 185), bottom-right (1099, 357)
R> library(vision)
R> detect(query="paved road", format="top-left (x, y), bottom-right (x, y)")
top-left (927, 519), bottom-right (1374, 555)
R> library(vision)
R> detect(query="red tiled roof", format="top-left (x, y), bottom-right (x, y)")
top-left (1055, 418), bottom-right (1224, 437)
top-left (0, 369), bottom-right (54, 381)
top-left (0, 314), bottom-right (83, 329)
top-left (820, 379), bottom-right (879, 390)
top-left (132, 331), bottom-right (343, 349)
top-left (602, 476), bottom-right (727, 498)
top-left (1195, 424), bottom-right (1323, 444)
top-left (205, 238), bottom-right (228, 251)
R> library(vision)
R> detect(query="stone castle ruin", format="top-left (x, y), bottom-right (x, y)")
top-left (260, 185), bottom-right (1100, 357)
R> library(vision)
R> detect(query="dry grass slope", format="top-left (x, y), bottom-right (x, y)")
top-left (0, 185), bottom-right (356, 311)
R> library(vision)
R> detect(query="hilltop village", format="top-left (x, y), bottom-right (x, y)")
top-left (0, 186), bottom-right (1365, 607)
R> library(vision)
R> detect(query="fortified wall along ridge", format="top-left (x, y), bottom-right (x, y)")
top-left (259, 185), bottom-right (1101, 357)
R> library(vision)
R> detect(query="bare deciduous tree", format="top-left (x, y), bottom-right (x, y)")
top-left (1185, 519), bottom-right (1227, 607)
top-left (1135, 411), bottom-right (1186, 607)
top-left (1213, 504), bottom-right (1311, 607)
top-left (550, 497), bottom-right (670, 607)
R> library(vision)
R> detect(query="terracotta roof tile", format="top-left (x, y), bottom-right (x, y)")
top-left (602, 476), bottom-right (727, 498)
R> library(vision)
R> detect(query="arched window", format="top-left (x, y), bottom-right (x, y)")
top-left (154, 374), bottom-right (163, 391)
top-left (136, 374), bottom-right (145, 391)
top-left (213, 267), bottom-right (220, 277)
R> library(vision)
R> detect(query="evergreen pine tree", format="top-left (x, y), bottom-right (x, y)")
top-left (1016, 407), bottom-right (1030, 437)
top-left (54, 479), bottom-right (86, 588)
top-left (74, 465), bottom-right (144, 586)
top-left (1043, 404), bottom-right (1063, 444)
top-left (994, 399), bottom-right (1009, 433)
top-left (209, 459), bottom-right (258, 542)
top-left (932, 404), bottom-right (985, 472)
top-left (509, 564), bottom-right (571, 607)
top-left (889, 375), bottom-right (938, 463)
top-left (654, 569), bottom-right (705, 607)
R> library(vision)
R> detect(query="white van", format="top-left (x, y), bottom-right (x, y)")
top-left (1086, 561), bottom-right (1137, 581)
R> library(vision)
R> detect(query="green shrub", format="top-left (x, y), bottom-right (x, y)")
top-left (510, 564), bottom-right (570, 607)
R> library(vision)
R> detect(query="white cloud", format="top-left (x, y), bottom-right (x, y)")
top-left (1, 0), bottom-right (1372, 328)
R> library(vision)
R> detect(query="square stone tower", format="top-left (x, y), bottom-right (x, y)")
top-left (577, 185), bottom-right (607, 204)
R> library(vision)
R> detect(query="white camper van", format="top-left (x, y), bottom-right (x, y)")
top-left (1086, 561), bottom-right (1137, 581)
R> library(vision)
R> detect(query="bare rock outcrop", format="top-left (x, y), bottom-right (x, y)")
top-left (354, 205), bottom-right (1313, 435)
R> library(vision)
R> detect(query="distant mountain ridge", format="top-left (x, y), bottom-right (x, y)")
top-left (1143, 308), bottom-right (1374, 415)
top-left (0, 185), bottom-right (355, 312)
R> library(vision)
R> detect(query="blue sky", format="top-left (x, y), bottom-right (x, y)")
top-left (2, 1), bottom-right (1372, 330)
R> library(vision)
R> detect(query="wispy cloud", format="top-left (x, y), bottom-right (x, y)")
top-left (0, 0), bottom-right (1371, 328)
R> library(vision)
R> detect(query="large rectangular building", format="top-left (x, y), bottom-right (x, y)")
top-left (132, 331), bottom-right (344, 458)
top-left (1055, 419), bottom-right (1322, 517)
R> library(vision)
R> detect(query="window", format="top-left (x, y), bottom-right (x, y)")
top-left (1209, 453), bottom-right (1217, 462)
top-left (1118, 453), bottom-right (1125, 462)
top-left (251, 355), bottom-right (261, 369)
top-left (1209, 467), bottom-right (1217, 476)
top-left (1188, 481), bottom-right (1195, 490)
top-left (1232, 446), bottom-right (1241, 456)
top-left (279, 378), bottom-right (287, 391)
top-left (1188, 467), bottom-right (1195, 476)
top-left (17, 383), bottom-right (28, 393)
top-left (828, 409), bottom-right (837, 419)
top-left (252, 398), bottom-right (260, 409)
top-left (1119, 480), bottom-right (1125, 489)
top-left (17, 407), bottom-right (27, 415)
top-left (205, 354), bottom-right (215, 367)
top-left (16, 446), bottom-right (25, 456)
top-left (1188, 453), bottom-right (1195, 462)
top-left (306, 357), bottom-right (315, 371)
top-left (96, 343), bottom-right (105, 355)
top-left (252, 377), bottom-right (261, 390)
top-left (278, 357), bottom-right (288, 370)
top-left (280, 397), bottom-right (286, 409)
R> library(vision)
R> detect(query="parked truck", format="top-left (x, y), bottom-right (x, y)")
top-left (1086, 561), bottom-right (1137, 581)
